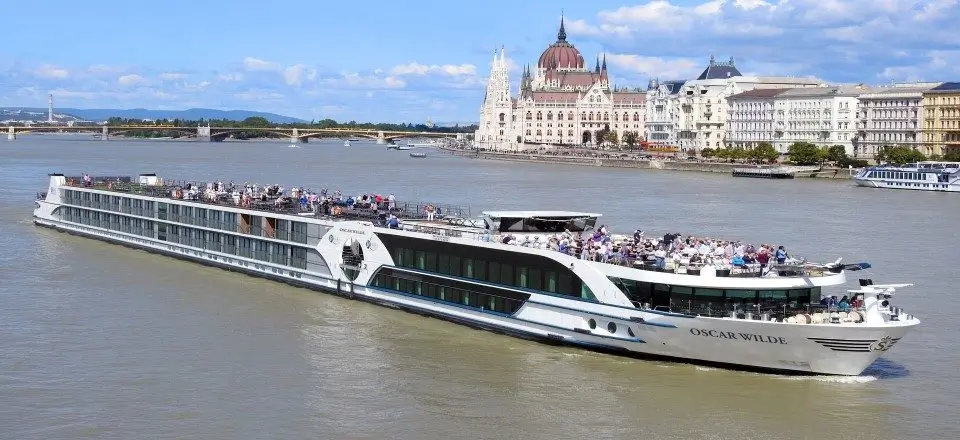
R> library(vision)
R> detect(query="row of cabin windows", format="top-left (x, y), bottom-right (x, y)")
top-left (390, 247), bottom-right (596, 301)
top-left (610, 277), bottom-right (820, 309)
top-left (526, 112), bottom-right (641, 122)
top-left (160, 225), bottom-right (308, 269)
top-left (370, 272), bottom-right (525, 315)
top-left (61, 207), bottom-right (156, 238)
top-left (62, 190), bottom-right (309, 244)
top-left (60, 206), bottom-right (309, 270)
top-left (62, 190), bottom-right (155, 217)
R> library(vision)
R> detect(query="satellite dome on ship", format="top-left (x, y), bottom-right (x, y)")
top-left (537, 17), bottom-right (585, 70)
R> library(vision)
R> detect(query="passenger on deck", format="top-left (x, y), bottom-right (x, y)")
top-left (835, 296), bottom-right (849, 312)
top-left (386, 214), bottom-right (400, 229)
top-left (776, 245), bottom-right (789, 264)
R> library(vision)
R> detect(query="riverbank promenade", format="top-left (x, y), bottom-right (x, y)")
top-left (441, 145), bottom-right (858, 180)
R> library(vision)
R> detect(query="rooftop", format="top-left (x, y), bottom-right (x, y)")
top-left (696, 55), bottom-right (742, 80)
top-left (927, 82), bottom-right (960, 93)
top-left (726, 88), bottom-right (790, 100)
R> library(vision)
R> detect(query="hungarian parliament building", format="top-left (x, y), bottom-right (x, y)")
top-left (475, 19), bottom-right (960, 158)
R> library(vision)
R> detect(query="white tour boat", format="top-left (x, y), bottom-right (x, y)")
top-left (853, 161), bottom-right (959, 192)
top-left (33, 173), bottom-right (921, 376)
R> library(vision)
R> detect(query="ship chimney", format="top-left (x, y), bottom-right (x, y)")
top-left (48, 94), bottom-right (54, 123)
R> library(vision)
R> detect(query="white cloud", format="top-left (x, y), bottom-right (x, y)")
top-left (87, 65), bottom-right (126, 75)
top-left (606, 54), bottom-right (702, 79)
top-left (117, 74), bottom-right (147, 86)
top-left (566, 0), bottom-right (960, 84)
top-left (283, 64), bottom-right (318, 86)
top-left (391, 62), bottom-right (477, 76)
top-left (216, 72), bottom-right (244, 82)
top-left (33, 64), bottom-right (69, 79)
top-left (243, 57), bottom-right (280, 72)
top-left (159, 72), bottom-right (188, 81)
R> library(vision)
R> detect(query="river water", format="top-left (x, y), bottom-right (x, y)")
top-left (1, 135), bottom-right (957, 439)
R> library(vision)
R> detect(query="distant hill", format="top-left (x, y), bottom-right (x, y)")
top-left (0, 107), bottom-right (305, 124)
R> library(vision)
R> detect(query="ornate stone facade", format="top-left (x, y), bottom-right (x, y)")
top-left (475, 19), bottom-right (645, 150)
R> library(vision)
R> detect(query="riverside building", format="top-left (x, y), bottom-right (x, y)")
top-left (475, 18), bottom-right (646, 150)
top-left (855, 83), bottom-right (940, 159)
top-left (922, 82), bottom-right (960, 156)
top-left (670, 57), bottom-right (824, 154)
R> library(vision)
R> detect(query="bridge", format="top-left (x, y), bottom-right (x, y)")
top-left (4, 125), bottom-right (465, 144)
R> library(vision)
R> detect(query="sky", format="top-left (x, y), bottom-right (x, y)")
top-left (2, 0), bottom-right (959, 123)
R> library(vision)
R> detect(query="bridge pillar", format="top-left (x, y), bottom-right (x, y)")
top-left (376, 131), bottom-right (386, 145)
top-left (101, 126), bottom-right (109, 141)
top-left (291, 128), bottom-right (299, 144)
top-left (197, 125), bottom-right (211, 142)
top-left (7, 126), bottom-right (14, 141)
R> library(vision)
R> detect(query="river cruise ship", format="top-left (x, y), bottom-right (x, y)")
top-left (853, 161), bottom-right (960, 192)
top-left (33, 173), bottom-right (920, 376)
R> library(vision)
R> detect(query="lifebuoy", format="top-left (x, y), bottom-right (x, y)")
top-left (332, 205), bottom-right (343, 216)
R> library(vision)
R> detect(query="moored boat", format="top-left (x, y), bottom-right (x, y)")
top-left (33, 173), bottom-right (920, 375)
top-left (409, 152), bottom-right (427, 158)
top-left (853, 161), bottom-right (959, 192)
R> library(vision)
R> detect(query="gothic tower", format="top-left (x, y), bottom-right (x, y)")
top-left (477, 47), bottom-right (515, 145)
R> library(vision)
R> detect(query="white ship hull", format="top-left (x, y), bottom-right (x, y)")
top-left (32, 176), bottom-right (919, 376)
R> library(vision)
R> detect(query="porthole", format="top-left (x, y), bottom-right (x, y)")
top-left (628, 327), bottom-right (635, 337)
top-left (588, 319), bottom-right (596, 329)
top-left (607, 322), bottom-right (617, 334)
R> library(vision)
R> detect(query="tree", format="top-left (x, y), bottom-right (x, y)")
top-left (943, 147), bottom-right (960, 162)
top-left (604, 130), bottom-right (619, 147)
top-left (242, 116), bottom-right (271, 127)
top-left (623, 131), bottom-right (638, 149)
top-left (752, 142), bottom-right (780, 163)
top-left (701, 147), bottom-right (715, 158)
top-left (877, 145), bottom-right (926, 164)
top-left (787, 142), bottom-right (824, 166)
top-left (825, 145), bottom-right (847, 164)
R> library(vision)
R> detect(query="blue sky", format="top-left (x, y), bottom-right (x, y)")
top-left (2, 0), bottom-right (959, 123)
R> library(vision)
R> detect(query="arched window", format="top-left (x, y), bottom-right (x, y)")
top-left (526, 112), bottom-right (532, 120)
top-left (589, 112), bottom-right (594, 121)
top-left (622, 112), bottom-right (628, 121)
top-left (633, 113), bottom-right (639, 122)
top-left (568, 111), bottom-right (575, 120)
top-left (557, 112), bottom-right (564, 121)
top-left (603, 112), bottom-right (609, 121)
top-left (547, 112), bottom-right (553, 120)
top-left (498, 113), bottom-right (505, 122)
top-left (526, 129), bottom-right (531, 135)
top-left (536, 130), bottom-right (542, 136)
top-left (581, 112), bottom-right (586, 120)
top-left (536, 112), bottom-right (543, 120)
top-left (613, 113), bottom-right (619, 121)
top-left (568, 130), bottom-right (574, 136)
top-left (546, 130), bottom-right (552, 136)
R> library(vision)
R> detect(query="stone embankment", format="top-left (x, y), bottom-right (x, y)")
top-left (439, 147), bottom-right (856, 180)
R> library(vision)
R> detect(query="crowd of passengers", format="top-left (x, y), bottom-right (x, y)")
top-left (497, 226), bottom-right (793, 273)
top-left (169, 181), bottom-right (418, 227)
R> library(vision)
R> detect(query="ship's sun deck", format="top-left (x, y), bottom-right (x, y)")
top-left (60, 175), bottom-right (854, 281)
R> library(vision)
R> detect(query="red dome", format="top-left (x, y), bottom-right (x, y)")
top-left (537, 17), bottom-right (584, 70)
top-left (538, 42), bottom-right (585, 70)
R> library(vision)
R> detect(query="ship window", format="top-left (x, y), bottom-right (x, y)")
top-left (449, 255), bottom-right (461, 277)
top-left (516, 267), bottom-right (528, 288)
top-left (415, 250), bottom-right (426, 270)
top-left (588, 319), bottom-right (597, 329)
top-left (473, 259), bottom-right (486, 280)
top-left (545, 271), bottom-right (558, 293)
top-left (628, 327), bottom-right (635, 337)
top-left (607, 322), bottom-right (617, 334)
top-left (376, 233), bottom-right (591, 302)
top-left (424, 252), bottom-right (438, 272)
top-left (488, 261), bottom-right (501, 283)
top-left (695, 288), bottom-right (723, 298)
top-left (528, 268), bottom-right (542, 290)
